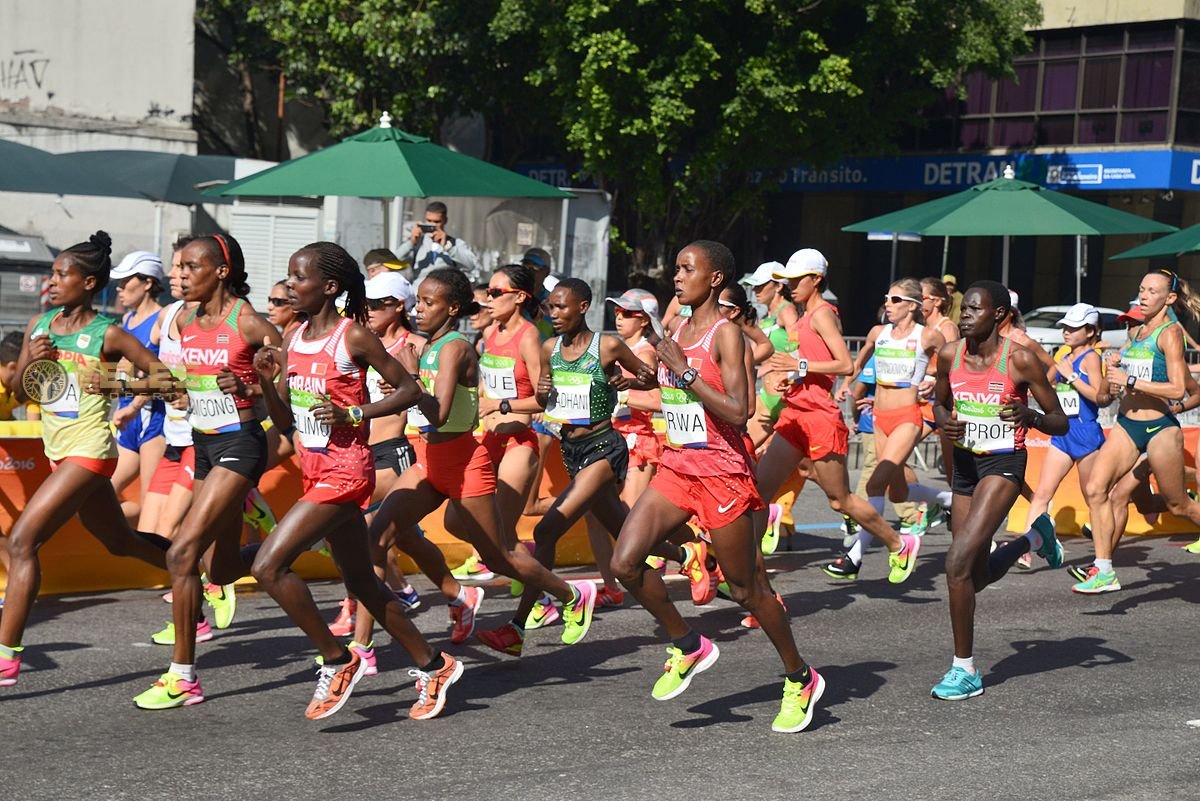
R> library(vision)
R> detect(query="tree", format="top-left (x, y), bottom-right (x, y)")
top-left (198, 0), bottom-right (1041, 273)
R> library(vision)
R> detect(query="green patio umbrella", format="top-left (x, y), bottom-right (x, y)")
top-left (0, 139), bottom-right (145, 199)
top-left (55, 150), bottom-right (236, 206)
top-left (843, 167), bottom-right (1176, 299)
top-left (1110, 224), bottom-right (1200, 260)
top-left (210, 114), bottom-right (572, 200)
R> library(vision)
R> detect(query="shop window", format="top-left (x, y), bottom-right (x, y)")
top-left (996, 64), bottom-right (1038, 113)
top-left (993, 117), bottom-right (1035, 147)
top-left (1082, 57), bottom-right (1121, 109)
top-left (1123, 53), bottom-right (1173, 108)
top-left (1078, 114), bottom-right (1117, 144)
top-left (1041, 61), bottom-right (1079, 111)
top-left (1120, 112), bottom-right (1168, 142)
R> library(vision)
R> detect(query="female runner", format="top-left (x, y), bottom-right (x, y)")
top-left (249, 242), bottom-right (461, 721)
top-left (742, 262), bottom-right (799, 449)
top-left (1, 232), bottom-right (174, 687)
top-left (611, 240), bottom-right (824, 733)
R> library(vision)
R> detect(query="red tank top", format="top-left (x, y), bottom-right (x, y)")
top-left (287, 318), bottom-right (368, 453)
top-left (614, 337), bottom-right (655, 436)
top-left (658, 318), bottom-right (753, 477)
top-left (481, 319), bottom-right (536, 400)
top-left (181, 298), bottom-right (259, 433)
top-left (949, 337), bottom-right (1026, 454)
top-left (782, 303), bottom-right (840, 415)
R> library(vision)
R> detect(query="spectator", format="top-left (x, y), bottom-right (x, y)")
top-left (0, 331), bottom-right (39, 421)
top-left (942, 273), bottom-right (963, 323)
top-left (363, 248), bottom-right (409, 279)
top-left (397, 201), bottom-right (480, 285)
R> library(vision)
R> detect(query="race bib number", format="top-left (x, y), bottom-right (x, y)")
top-left (545, 371), bottom-right (591, 424)
top-left (405, 377), bottom-right (433, 432)
top-left (1121, 348), bottom-right (1154, 381)
top-left (874, 347), bottom-right (917, 387)
top-left (1055, 383), bottom-right (1081, 417)
top-left (954, 399), bottom-right (1015, 453)
top-left (289, 387), bottom-right (330, 449)
top-left (480, 353), bottom-right (518, 400)
top-left (186, 375), bottom-right (241, 432)
top-left (661, 387), bottom-right (707, 448)
top-left (365, 367), bottom-right (386, 404)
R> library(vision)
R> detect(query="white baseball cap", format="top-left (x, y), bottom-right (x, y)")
top-left (774, 248), bottom-right (828, 279)
top-left (365, 271), bottom-right (415, 311)
top-left (111, 251), bottom-right (164, 282)
top-left (1057, 302), bottom-right (1100, 328)
top-left (1008, 289), bottom-right (1020, 309)
top-left (740, 262), bottom-right (785, 288)
top-left (606, 288), bottom-right (664, 339)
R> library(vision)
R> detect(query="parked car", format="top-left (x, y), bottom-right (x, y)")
top-left (1020, 305), bottom-right (1129, 350)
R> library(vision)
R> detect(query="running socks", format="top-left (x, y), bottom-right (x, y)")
top-left (847, 530), bottom-right (872, 565)
top-left (906, 484), bottom-right (953, 507)
top-left (324, 649), bottom-right (352, 667)
top-left (419, 650), bottom-right (444, 672)
top-left (1095, 558), bottom-right (1113, 573)
top-left (673, 629), bottom-right (702, 655)
top-left (451, 585), bottom-right (469, 606)
top-left (952, 655), bottom-right (976, 675)
top-left (0, 643), bottom-right (22, 659)
top-left (169, 662), bottom-right (196, 681)
top-left (785, 663), bottom-right (812, 686)
top-left (1024, 527), bottom-right (1043, 552)
top-left (867, 496), bottom-right (886, 516)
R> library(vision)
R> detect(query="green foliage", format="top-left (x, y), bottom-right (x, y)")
top-left (198, 0), bottom-right (1041, 269)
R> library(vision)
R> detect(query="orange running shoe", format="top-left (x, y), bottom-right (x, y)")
top-left (595, 586), bottom-right (625, 608)
top-left (409, 653), bottom-right (464, 720)
top-left (328, 597), bottom-right (356, 638)
top-left (680, 541), bottom-right (717, 606)
top-left (304, 650), bottom-right (368, 720)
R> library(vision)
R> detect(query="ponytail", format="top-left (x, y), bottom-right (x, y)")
top-left (201, 234), bottom-right (250, 298)
top-left (62, 230), bottom-right (114, 291)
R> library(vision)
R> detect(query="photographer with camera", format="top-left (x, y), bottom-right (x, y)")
top-left (396, 201), bottom-right (481, 286)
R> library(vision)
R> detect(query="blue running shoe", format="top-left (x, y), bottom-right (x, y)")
top-left (931, 666), bottom-right (984, 701)
top-left (394, 585), bottom-right (421, 612)
top-left (1030, 513), bottom-right (1063, 568)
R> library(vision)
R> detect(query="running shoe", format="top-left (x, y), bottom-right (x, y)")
top-left (595, 586), bottom-right (625, 608)
top-left (0, 650), bottom-right (21, 687)
top-left (525, 596), bottom-right (560, 629)
top-left (931, 667), bottom-right (984, 701)
top-left (161, 590), bottom-right (173, 604)
top-left (1067, 563), bottom-right (1092, 582)
top-left (1031, 513), bottom-right (1064, 568)
top-left (1081, 523), bottom-right (1093, 540)
top-left (510, 579), bottom-right (524, 597)
top-left (243, 487), bottom-right (277, 534)
top-left (841, 514), bottom-right (859, 548)
top-left (645, 555), bottom-right (667, 574)
top-left (133, 671), bottom-right (205, 709)
top-left (476, 623), bottom-right (524, 656)
top-left (305, 651), bottom-right (367, 720)
top-left (772, 668), bottom-right (826, 733)
top-left (761, 503), bottom-right (782, 555)
top-left (450, 553), bottom-right (495, 582)
top-left (561, 581), bottom-right (598, 645)
top-left (822, 554), bottom-right (859, 581)
top-left (204, 583), bottom-right (237, 629)
top-left (909, 503), bottom-right (943, 537)
top-left (651, 636), bottom-right (720, 701)
top-left (887, 533), bottom-right (922, 584)
top-left (449, 587), bottom-right (484, 644)
top-left (151, 619), bottom-right (213, 646)
top-left (329, 597), bottom-right (356, 637)
top-left (1016, 552), bottom-right (1033, 570)
top-left (349, 640), bottom-right (378, 676)
top-left (740, 592), bottom-right (786, 629)
top-left (409, 652), bottom-right (464, 720)
top-left (1185, 537), bottom-right (1200, 554)
top-left (1072, 568), bottom-right (1121, 594)
top-left (680, 541), bottom-right (717, 606)
top-left (394, 585), bottom-right (422, 612)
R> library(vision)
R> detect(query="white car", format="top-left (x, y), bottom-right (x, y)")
top-left (1020, 305), bottom-right (1129, 350)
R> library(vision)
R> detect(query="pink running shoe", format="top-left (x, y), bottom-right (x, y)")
top-left (449, 586), bottom-right (484, 644)
top-left (0, 652), bottom-right (21, 687)
top-left (329, 597), bottom-right (357, 638)
top-left (680, 541), bottom-right (717, 606)
top-left (349, 641), bottom-right (378, 676)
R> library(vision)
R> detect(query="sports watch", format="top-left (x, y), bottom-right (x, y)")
top-left (347, 405), bottom-right (365, 427)
top-left (499, 399), bottom-right (512, 415)
top-left (679, 367), bottom-right (699, 387)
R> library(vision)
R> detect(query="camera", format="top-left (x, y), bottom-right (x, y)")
top-left (418, 223), bottom-right (437, 233)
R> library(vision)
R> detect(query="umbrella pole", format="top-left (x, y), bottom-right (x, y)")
top-left (1001, 235), bottom-right (1010, 286)
top-left (942, 236), bottom-right (949, 273)
top-left (1076, 235), bottom-right (1083, 304)
top-left (154, 202), bottom-right (163, 256)
top-left (382, 198), bottom-right (390, 250)
top-left (890, 232), bottom-right (898, 284)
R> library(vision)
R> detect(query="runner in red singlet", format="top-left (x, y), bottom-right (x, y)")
top-left (612, 240), bottom-right (825, 733)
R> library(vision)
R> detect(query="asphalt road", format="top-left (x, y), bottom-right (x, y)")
top-left (3, 477), bottom-right (1199, 801)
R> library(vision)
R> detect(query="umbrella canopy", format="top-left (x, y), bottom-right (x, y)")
top-left (210, 117), bottom-right (572, 200)
top-left (1110, 224), bottom-right (1200, 260)
top-left (55, 150), bottom-right (236, 205)
top-left (0, 139), bottom-right (146, 199)
top-left (843, 175), bottom-right (1176, 237)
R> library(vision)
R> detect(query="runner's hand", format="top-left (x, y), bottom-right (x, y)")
top-left (999, 399), bottom-right (1039, 428)
top-left (835, 385), bottom-right (850, 403)
top-left (253, 346), bottom-right (282, 383)
top-left (941, 405), bottom-right (966, 441)
top-left (656, 338), bottom-right (688, 375)
top-left (397, 343), bottom-right (420, 374)
top-left (917, 378), bottom-right (935, 399)
top-left (217, 365), bottom-right (246, 397)
top-left (111, 403), bottom-right (138, 430)
top-left (312, 400), bottom-right (345, 425)
top-left (478, 397), bottom-right (500, 416)
top-left (854, 396), bottom-right (875, 411)
top-left (608, 372), bottom-right (632, 391)
top-left (28, 333), bottom-right (52, 361)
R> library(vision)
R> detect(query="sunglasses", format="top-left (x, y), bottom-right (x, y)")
top-left (486, 287), bottom-right (522, 299)
top-left (718, 299), bottom-right (739, 309)
top-left (365, 298), bottom-right (399, 311)
top-left (884, 294), bottom-right (921, 305)
top-left (267, 297), bottom-right (290, 307)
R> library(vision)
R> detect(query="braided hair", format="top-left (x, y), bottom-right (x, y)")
top-left (423, 268), bottom-right (481, 321)
top-left (62, 230), bottom-right (114, 291)
top-left (198, 233), bottom-right (250, 298)
top-left (297, 242), bottom-right (367, 323)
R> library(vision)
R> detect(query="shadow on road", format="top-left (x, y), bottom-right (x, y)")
top-left (987, 637), bottom-right (1132, 688)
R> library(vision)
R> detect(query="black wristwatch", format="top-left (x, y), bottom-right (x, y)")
top-left (499, 399), bottom-right (512, 415)
top-left (679, 367), bottom-right (699, 387)
top-left (1126, 375), bottom-right (1138, 390)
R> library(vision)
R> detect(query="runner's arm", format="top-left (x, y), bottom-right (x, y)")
top-left (605, 334), bottom-right (658, 390)
top-left (422, 338), bottom-right (476, 427)
top-left (658, 321), bottom-right (748, 427)
top-left (808, 305), bottom-right (854, 376)
top-left (1002, 347), bottom-right (1069, 436)
top-left (345, 323), bottom-right (423, 421)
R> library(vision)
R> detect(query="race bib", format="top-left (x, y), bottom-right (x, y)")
top-left (874, 346), bottom-right (917, 387)
top-left (289, 387), bottom-right (330, 449)
top-left (186, 374), bottom-right (241, 432)
top-left (480, 353), bottom-right (518, 400)
top-left (545, 371), bottom-right (591, 424)
top-left (1055, 383), bottom-right (1081, 417)
top-left (365, 367), bottom-right (386, 404)
top-left (661, 387), bottom-right (707, 448)
top-left (405, 377), bottom-right (433, 432)
top-left (1121, 347), bottom-right (1154, 381)
top-left (954, 398), bottom-right (1015, 453)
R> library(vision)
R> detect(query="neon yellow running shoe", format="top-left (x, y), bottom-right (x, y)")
top-left (450, 553), bottom-right (495, 582)
top-left (151, 620), bottom-right (213, 645)
top-left (772, 669), bottom-right (826, 733)
top-left (242, 488), bottom-right (277, 534)
top-left (525, 596), bottom-right (560, 629)
top-left (133, 671), bottom-right (205, 709)
top-left (762, 503), bottom-right (782, 555)
top-left (204, 583), bottom-right (237, 629)
top-left (652, 636), bottom-right (720, 701)
top-left (887, 533), bottom-right (921, 584)
top-left (1185, 537), bottom-right (1200, 554)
